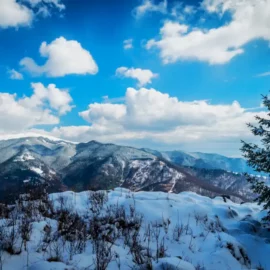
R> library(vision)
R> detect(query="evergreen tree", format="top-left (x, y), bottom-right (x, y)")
top-left (241, 94), bottom-right (270, 220)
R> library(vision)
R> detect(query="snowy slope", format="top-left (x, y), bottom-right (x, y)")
top-left (1, 189), bottom-right (269, 270)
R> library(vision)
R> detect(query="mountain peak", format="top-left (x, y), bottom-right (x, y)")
top-left (0, 132), bottom-right (75, 144)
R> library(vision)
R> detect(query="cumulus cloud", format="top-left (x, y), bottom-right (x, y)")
top-left (47, 87), bottom-right (266, 155)
top-left (0, 0), bottom-right (33, 28)
top-left (21, 82), bottom-right (74, 115)
top-left (133, 0), bottom-right (167, 18)
top-left (8, 69), bottom-right (23, 80)
top-left (80, 103), bottom-right (126, 123)
top-left (0, 93), bottom-right (58, 132)
top-left (0, 0), bottom-right (64, 28)
top-left (20, 37), bottom-right (98, 77)
top-left (0, 82), bottom-right (73, 133)
top-left (116, 67), bottom-right (158, 86)
top-left (123, 39), bottom-right (133, 50)
top-left (78, 87), bottom-right (247, 131)
top-left (146, 0), bottom-right (270, 64)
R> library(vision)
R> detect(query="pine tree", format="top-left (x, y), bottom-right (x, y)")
top-left (241, 94), bottom-right (270, 220)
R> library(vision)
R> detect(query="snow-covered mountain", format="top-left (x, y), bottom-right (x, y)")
top-left (0, 136), bottom-right (247, 202)
top-left (142, 149), bottom-right (267, 200)
top-left (1, 188), bottom-right (269, 270)
top-left (142, 149), bottom-right (254, 174)
top-left (184, 167), bottom-right (258, 200)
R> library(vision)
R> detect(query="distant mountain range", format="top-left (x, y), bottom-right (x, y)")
top-left (141, 148), bottom-right (254, 174)
top-left (0, 135), bottom-right (261, 202)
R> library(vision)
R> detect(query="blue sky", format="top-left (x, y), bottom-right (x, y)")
top-left (0, 0), bottom-right (270, 156)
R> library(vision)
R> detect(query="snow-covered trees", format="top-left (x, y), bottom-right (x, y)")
top-left (241, 94), bottom-right (270, 220)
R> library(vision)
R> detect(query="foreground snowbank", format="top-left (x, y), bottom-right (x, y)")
top-left (1, 188), bottom-right (269, 270)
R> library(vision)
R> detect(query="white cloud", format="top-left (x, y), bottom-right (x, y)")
top-left (0, 0), bottom-right (33, 28)
top-left (0, 0), bottom-right (64, 28)
top-left (0, 92), bottom-right (58, 132)
top-left (26, 0), bottom-right (65, 10)
top-left (26, 0), bottom-right (65, 17)
top-left (78, 87), bottom-right (248, 131)
top-left (21, 82), bottom-right (74, 115)
top-left (79, 103), bottom-right (126, 124)
top-left (123, 39), bottom-right (133, 50)
top-left (36, 6), bottom-right (51, 17)
top-left (8, 69), bottom-right (23, 80)
top-left (116, 67), bottom-right (158, 86)
top-left (133, 0), bottom-right (167, 18)
top-left (171, 2), bottom-right (197, 19)
top-left (47, 87), bottom-right (266, 156)
top-left (256, 71), bottom-right (270, 77)
top-left (183, 5), bottom-right (196, 14)
top-left (146, 0), bottom-right (270, 64)
top-left (0, 82), bottom-right (73, 132)
top-left (20, 37), bottom-right (98, 77)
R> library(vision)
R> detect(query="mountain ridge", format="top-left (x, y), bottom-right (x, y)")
top-left (141, 148), bottom-right (254, 174)
top-left (0, 135), bottom-right (255, 202)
